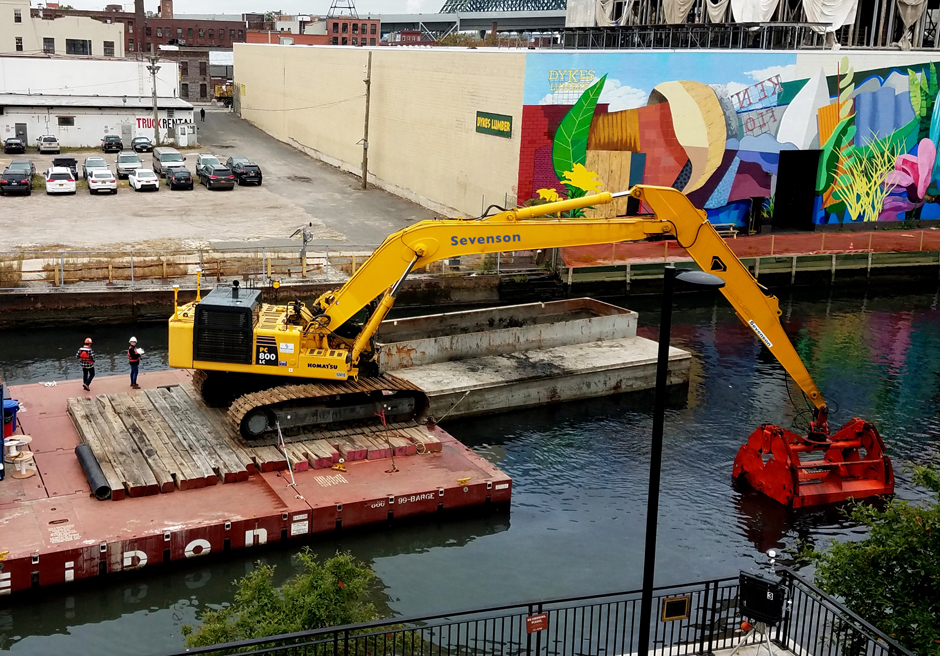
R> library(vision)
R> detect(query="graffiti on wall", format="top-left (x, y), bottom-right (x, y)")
top-left (519, 52), bottom-right (940, 226)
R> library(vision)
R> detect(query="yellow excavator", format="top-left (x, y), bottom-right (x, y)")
top-left (168, 184), bottom-right (895, 507)
top-left (168, 184), bottom-right (827, 441)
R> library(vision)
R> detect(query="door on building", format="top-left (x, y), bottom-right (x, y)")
top-left (121, 123), bottom-right (133, 144)
top-left (772, 150), bottom-right (821, 231)
top-left (14, 123), bottom-right (27, 143)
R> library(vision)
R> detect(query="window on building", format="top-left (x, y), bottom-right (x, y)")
top-left (13, 8), bottom-right (21, 22)
top-left (200, 83), bottom-right (207, 98)
top-left (352, 23), bottom-right (358, 33)
top-left (181, 83), bottom-right (189, 98)
top-left (332, 22), bottom-right (338, 33)
top-left (43, 37), bottom-right (55, 54)
top-left (361, 24), bottom-right (367, 33)
top-left (128, 38), bottom-right (134, 50)
top-left (104, 41), bottom-right (115, 56)
top-left (177, 28), bottom-right (182, 39)
top-left (146, 26), bottom-right (152, 36)
top-left (342, 22), bottom-right (348, 32)
top-left (208, 29), bottom-right (214, 40)
top-left (66, 39), bottom-right (92, 55)
top-left (331, 36), bottom-right (338, 44)
top-left (352, 37), bottom-right (357, 44)
top-left (371, 23), bottom-right (376, 34)
top-left (15, 37), bottom-right (23, 52)
top-left (188, 27), bottom-right (193, 38)
top-left (237, 29), bottom-right (244, 39)
top-left (180, 60), bottom-right (188, 75)
top-left (198, 28), bottom-right (204, 38)
top-left (57, 116), bottom-right (75, 126)
top-left (199, 61), bottom-right (206, 76)
top-left (128, 21), bottom-right (133, 33)
top-left (156, 27), bottom-right (162, 37)
top-left (341, 36), bottom-right (347, 45)
top-left (230, 29), bottom-right (235, 39)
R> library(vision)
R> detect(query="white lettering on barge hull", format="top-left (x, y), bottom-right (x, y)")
top-left (396, 492), bottom-right (436, 505)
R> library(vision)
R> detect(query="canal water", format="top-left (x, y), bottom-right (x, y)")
top-left (1, 287), bottom-right (938, 655)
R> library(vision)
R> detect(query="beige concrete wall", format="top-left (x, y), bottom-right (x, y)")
top-left (234, 44), bottom-right (526, 217)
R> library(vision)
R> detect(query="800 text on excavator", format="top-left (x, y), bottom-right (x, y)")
top-left (167, 185), bottom-right (894, 509)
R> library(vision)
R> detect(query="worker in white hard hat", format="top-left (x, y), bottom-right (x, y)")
top-left (128, 337), bottom-right (142, 389)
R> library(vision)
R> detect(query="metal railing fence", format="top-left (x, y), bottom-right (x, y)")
top-left (0, 245), bottom-right (545, 292)
top-left (162, 568), bottom-right (913, 656)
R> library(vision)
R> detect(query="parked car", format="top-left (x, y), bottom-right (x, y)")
top-left (166, 167), bottom-right (194, 190)
top-left (131, 137), bottom-right (154, 153)
top-left (129, 169), bottom-right (160, 192)
top-left (102, 135), bottom-right (123, 153)
top-left (225, 156), bottom-right (263, 186)
top-left (44, 166), bottom-right (76, 194)
top-left (6, 160), bottom-right (36, 178)
top-left (3, 138), bottom-right (25, 154)
top-left (87, 169), bottom-right (117, 195)
top-left (198, 164), bottom-right (235, 190)
top-left (82, 156), bottom-right (109, 180)
top-left (152, 147), bottom-right (185, 177)
top-left (37, 135), bottom-right (60, 154)
top-left (52, 156), bottom-right (78, 180)
top-left (0, 169), bottom-right (32, 196)
top-left (115, 152), bottom-right (142, 179)
top-left (195, 154), bottom-right (221, 179)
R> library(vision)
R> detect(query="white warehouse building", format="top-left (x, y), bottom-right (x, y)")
top-left (0, 56), bottom-right (195, 147)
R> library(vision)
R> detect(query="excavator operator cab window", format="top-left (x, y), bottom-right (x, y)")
top-left (193, 284), bottom-right (261, 365)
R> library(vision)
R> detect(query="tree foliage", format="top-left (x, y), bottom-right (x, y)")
top-left (182, 550), bottom-right (378, 648)
top-left (809, 465), bottom-right (940, 654)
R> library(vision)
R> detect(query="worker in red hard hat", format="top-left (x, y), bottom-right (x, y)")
top-left (76, 338), bottom-right (96, 391)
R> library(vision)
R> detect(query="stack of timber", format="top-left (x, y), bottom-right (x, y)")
top-left (66, 383), bottom-right (442, 500)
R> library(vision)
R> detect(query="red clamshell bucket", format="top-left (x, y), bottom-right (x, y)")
top-left (732, 419), bottom-right (894, 508)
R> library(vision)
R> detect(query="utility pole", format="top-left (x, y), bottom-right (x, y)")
top-left (360, 51), bottom-right (372, 190)
top-left (147, 43), bottom-right (161, 146)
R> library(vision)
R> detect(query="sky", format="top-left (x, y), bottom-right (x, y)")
top-left (523, 51), bottom-right (801, 109)
top-left (59, 0), bottom-right (441, 16)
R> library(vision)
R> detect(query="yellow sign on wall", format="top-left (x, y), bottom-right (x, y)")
top-left (476, 111), bottom-right (512, 139)
top-left (240, 84), bottom-right (246, 96)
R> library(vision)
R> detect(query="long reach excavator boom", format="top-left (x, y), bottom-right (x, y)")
top-left (311, 185), bottom-right (827, 425)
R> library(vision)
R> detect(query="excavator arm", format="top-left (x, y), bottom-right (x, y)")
top-left (316, 185), bottom-right (827, 428)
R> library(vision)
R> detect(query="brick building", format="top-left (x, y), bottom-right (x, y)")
top-left (326, 17), bottom-right (380, 46)
top-left (35, 0), bottom-right (248, 55)
top-left (157, 45), bottom-right (211, 101)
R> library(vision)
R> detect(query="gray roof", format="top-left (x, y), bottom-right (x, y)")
top-left (0, 94), bottom-right (193, 110)
top-left (173, 13), bottom-right (246, 22)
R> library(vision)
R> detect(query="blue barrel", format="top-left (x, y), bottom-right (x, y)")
top-left (2, 400), bottom-right (19, 437)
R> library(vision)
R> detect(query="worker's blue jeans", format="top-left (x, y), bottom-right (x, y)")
top-left (82, 367), bottom-right (95, 387)
top-left (130, 363), bottom-right (139, 386)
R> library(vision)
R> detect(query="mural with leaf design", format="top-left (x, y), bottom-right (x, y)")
top-left (519, 52), bottom-right (940, 226)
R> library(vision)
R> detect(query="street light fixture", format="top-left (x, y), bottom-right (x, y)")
top-left (637, 265), bottom-right (725, 656)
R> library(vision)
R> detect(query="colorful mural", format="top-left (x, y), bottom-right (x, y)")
top-left (519, 52), bottom-right (940, 226)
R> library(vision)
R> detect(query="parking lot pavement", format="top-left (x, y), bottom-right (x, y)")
top-left (0, 111), bottom-right (435, 251)
top-left (0, 149), bottom-right (341, 251)
top-left (198, 108), bottom-right (434, 246)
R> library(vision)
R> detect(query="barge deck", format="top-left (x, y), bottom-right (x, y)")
top-left (0, 370), bottom-right (511, 595)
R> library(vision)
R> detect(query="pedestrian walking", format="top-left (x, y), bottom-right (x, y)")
top-left (128, 337), bottom-right (142, 389)
top-left (76, 338), bottom-right (96, 391)
top-left (200, 107), bottom-right (205, 122)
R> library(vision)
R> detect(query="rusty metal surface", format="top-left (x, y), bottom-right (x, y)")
top-left (377, 298), bottom-right (638, 372)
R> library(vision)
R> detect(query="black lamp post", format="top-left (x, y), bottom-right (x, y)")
top-left (637, 265), bottom-right (725, 656)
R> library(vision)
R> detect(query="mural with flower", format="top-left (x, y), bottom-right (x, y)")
top-left (519, 52), bottom-right (940, 226)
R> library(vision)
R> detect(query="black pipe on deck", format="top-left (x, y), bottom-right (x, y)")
top-left (75, 444), bottom-right (111, 500)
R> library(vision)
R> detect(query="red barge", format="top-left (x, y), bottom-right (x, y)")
top-left (0, 370), bottom-right (511, 596)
